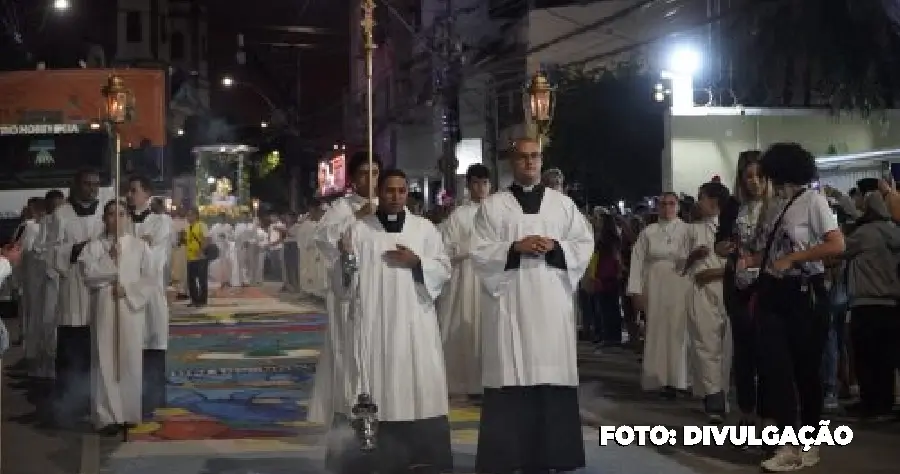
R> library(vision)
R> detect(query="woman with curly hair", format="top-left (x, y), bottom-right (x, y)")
top-left (737, 143), bottom-right (845, 471)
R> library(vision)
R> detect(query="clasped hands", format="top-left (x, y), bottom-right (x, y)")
top-left (340, 231), bottom-right (419, 269)
top-left (513, 235), bottom-right (555, 256)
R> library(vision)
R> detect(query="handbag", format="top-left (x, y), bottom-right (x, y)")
top-left (747, 189), bottom-right (807, 315)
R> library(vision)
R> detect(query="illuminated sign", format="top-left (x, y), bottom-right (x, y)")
top-left (0, 123), bottom-right (82, 135)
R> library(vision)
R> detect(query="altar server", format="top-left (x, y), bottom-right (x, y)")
top-left (31, 190), bottom-right (65, 380)
top-left (627, 192), bottom-right (692, 397)
top-left (308, 151), bottom-right (381, 428)
top-left (437, 164), bottom-right (491, 400)
top-left (45, 169), bottom-right (105, 425)
top-left (19, 197), bottom-right (45, 366)
top-left (470, 138), bottom-right (594, 474)
top-left (209, 214), bottom-right (234, 287)
top-left (125, 175), bottom-right (172, 415)
top-left (297, 205), bottom-right (327, 297)
top-left (336, 168), bottom-right (453, 474)
top-left (683, 181), bottom-right (732, 423)
top-left (80, 200), bottom-right (155, 434)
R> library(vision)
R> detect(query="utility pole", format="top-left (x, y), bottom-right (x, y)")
top-left (437, 0), bottom-right (461, 199)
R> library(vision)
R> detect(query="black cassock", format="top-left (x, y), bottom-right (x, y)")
top-left (476, 184), bottom-right (587, 474)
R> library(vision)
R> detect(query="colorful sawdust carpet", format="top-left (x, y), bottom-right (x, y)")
top-left (130, 309), bottom-right (326, 441)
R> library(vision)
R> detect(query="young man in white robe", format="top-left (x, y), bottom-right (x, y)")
top-left (627, 192), bottom-right (692, 399)
top-left (209, 214), bottom-right (234, 287)
top-left (437, 164), bottom-right (491, 402)
top-left (333, 168), bottom-right (453, 474)
top-left (80, 200), bottom-right (155, 435)
top-left (126, 176), bottom-right (173, 417)
top-left (683, 182), bottom-right (732, 423)
top-left (169, 209), bottom-right (189, 298)
top-left (18, 197), bottom-right (45, 369)
top-left (45, 169), bottom-right (105, 426)
top-left (470, 138), bottom-right (594, 474)
top-left (308, 152), bottom-right (381, 430)
top-left (31, 190), bottom-right (66, 383)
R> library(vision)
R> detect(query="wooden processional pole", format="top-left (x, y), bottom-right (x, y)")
top-left (361, 0), bottom-right (376, 198)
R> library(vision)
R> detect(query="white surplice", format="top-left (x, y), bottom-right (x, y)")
top-left (436, 202), bottom-right (485, 395)
top-left (132, 209), bottom-right (172, 350)
top-left (170, 217), bottom-right (188, 292)
top-left (209, 222), bottom-right (233, 285)
top-left (308, 194), bottom-right (368, 424)
top-left (470, 189), bottom-right (594, 388)
top-left (33, 214), bottom-right (60, 378)
top-left (684, 218), bottom-right (732, 398)
top-left (296, 219), bottom-right (326, 297)
top-left (46, 202), bottom-right (105, 327)
top-left (18, 219), bottom-right (43, 361)
top-left (80, 234), bottom-right (155, 427)
top-left (627, 219), bottom-right (692, 391)
top-left (342, 212), bottom-right (451, 421)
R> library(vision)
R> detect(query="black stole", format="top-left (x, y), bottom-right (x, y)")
top-left (68, 196), bottom-right (100, 217)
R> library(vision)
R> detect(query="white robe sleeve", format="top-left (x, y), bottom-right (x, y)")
top-left (415, 223), bottom-right (451, 301)
top-left (141, 216), bottom-right (173, 249)
top-left (440, 210), bottom-right (466, 262)
top-left (46, 212), bottom-right (75, 276)
top-left (470, 200), bottom-right (515, 298)
top-left (79, 242), bottom-right (117, 289)
top-left (0, 257), bottom-right (11, 283)
top-left (314, 201), bottom-right (353, 262)
top-left (554, 207), bottom-right (595, 293)
top-left (627, 229), bottom-right (649, 295)
top-left (122, 243), bottom-right (156, 312)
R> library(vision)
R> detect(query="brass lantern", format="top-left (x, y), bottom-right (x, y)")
top-left (102, 74), bottom-right (134, 124)
top-left (526, 72), bottom-right (554, 128)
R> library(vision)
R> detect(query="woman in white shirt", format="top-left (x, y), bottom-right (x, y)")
top-left (737, 143), bottom-right (845, 472)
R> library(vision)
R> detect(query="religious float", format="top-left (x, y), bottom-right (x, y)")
top-left (191, 144), bottom-right (257, 220)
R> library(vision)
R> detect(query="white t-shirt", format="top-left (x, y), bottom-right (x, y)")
top-left (755, 189), bottom-right (839, 277)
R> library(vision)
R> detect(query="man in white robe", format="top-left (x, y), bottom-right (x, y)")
top-left (18, 197), bottom-right (45, 367)
top-left (297, 206), bottom-right (326, 297)
top-left (437, 164), bottom-right (491, 401)
top-left (470, 138), bottom-right (594, 474)
top-left (209, 214), bottom-right (234, 287)
top-left (45, 169), bottom-right (105, 425)
top-left (309, 152), bottom-right (381, 433)
top-left (169, 209), bottom-right (189, 298)
top-left (627, 192), bottom-right (692, 398)
top-left (333, 168), bottom-right (453, 474)
top-left (280, 212), bottom-right (301, 292)
top-left (683, 182), bottom-right (733, 423)
top-left (126, 176), bottom-right (173, 416)
top-left (80, 200), bottom-right (155, 435)
top-left (32, 190), bottom-right (66, 382)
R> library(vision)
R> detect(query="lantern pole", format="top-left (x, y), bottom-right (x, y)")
top-left (361, 0), bottom-right (376, 199)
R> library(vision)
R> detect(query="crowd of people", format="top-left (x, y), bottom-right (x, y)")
top-left (0, 139), bottom-right (898, 474)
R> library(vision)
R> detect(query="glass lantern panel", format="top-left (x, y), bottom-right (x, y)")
top-left (531, 91), bottom-right (551, 121)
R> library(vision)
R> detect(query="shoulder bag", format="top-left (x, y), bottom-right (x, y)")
top-left (747, 189), bottom-right (806, 316)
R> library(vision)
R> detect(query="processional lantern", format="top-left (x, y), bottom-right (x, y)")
top-left (103, 74), bottom-right (134, 124)
top-left (525, 72), bottom-right (555, 146)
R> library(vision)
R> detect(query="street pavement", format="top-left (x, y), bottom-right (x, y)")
top-left (3, 288), bottom-right (899, 474)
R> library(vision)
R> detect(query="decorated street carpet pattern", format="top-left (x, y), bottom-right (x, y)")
top-left (131, 293), bottom-right (484, 442)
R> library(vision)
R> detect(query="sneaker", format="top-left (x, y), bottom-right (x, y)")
top-left (761, 446), bottom-right (803, 472)
top-left (800, 447), bottom-right (820, 468)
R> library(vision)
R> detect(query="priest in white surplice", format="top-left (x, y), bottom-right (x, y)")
top-left (470, 138), bottom-right (594, 474)
top-left (126, 176), bottom-right (172, 416)
top-left (437, 164), bottom-right (491, 401)
top-left (45, 169), bottom-right (105, 425)
top-left (336, 168), bottom-right (453, 474)
top-left (627, 192), bottom-right (692, 398)
top-left (297, 205), bottom-right (327, 297)
top-left (308, 151), bottom-right (381, 430)
top-left (80, 200), bottom-right (155, 435)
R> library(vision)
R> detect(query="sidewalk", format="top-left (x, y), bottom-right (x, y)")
top-left (576, 346), bottom-right (900, 474)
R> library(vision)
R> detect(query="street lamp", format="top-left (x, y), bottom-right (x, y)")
top-left (525, 72), bottom-right (555, 148)
top-left (221, 76), bottom-right (235, 88)
top-left (52, 0), bottom-right (70, 11)
top-left (260, 121), bottom-right (268, 129)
